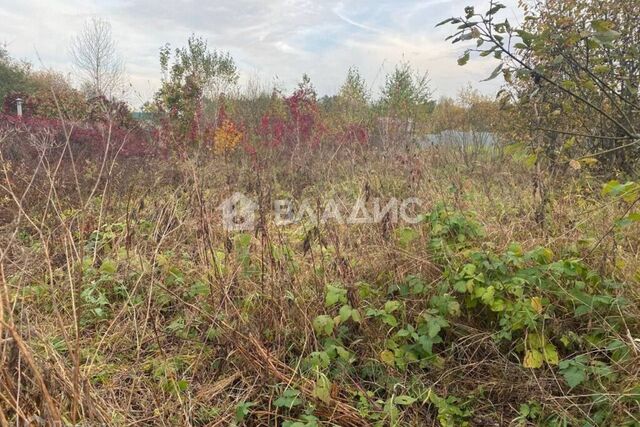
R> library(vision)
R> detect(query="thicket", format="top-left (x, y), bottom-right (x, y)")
top-left (0, 0), bottom-right (639, 425)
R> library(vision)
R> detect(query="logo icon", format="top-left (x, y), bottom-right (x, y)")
top-left (218, 192), bottom-right (258, 231)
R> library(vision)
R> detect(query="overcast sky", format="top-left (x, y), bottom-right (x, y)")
top-left (0, 0), bottom-right (520, 108)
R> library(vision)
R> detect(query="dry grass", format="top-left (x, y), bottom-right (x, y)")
top-left (0, 130), bottom-right (638, 426)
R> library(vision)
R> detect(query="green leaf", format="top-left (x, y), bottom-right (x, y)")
top-left (188, 281), bottom-right (210, 298)
top-left (99, 259), bottom-right (117, 275)
top-left (628, 212), bottom-right (640, 222)
top-left (417, 334), bottom-right (439, 354)
top-left (454, 280), bottom-right (470, 293)
top-left (602, 180), bottom-right (621, 196)
top-left (175, 379), bottom-right (188, 392)
top-left (380, 350), bottom-right (395, 366)
top-left (481, 63), bottom-right (503, 81)
top-left (395, 227), bottom-right (419, 247)
top-left (394, 395), bottom-right (417, 405)
top-left (312, 315), bottom-right (335, 336)
top-left (593, 30), bottom-right (621, 45)
top-left (313, 375), bottom-right (332, 404)
top-left (235, 401), bottom-right (255, 423)
top-left (339, 305), bottom-right (352, 322)
top-left (435, 17), bottom-right (454, 27)
top-left (427, 316), bottom-right (448, 338)
top-left (516, 30), bottom-right (535, 47)
top-left (480, 47), bottom-right (497, 56)
top-left (307, 351), bottom-right (330, 369)
top-left (486, 3), bottom-right (506, 15)
top-left (490, 298), bottom-right (505, 312)
top-left (591, 20), bottom-right (614, 33)
top-left (325, 284), bottom-right (347, 307)
top-left (383, 313), bottom-right (398, 327)
top-left (559, 359), bottom-right (587, 388)
top-left (607, 340), bottom-right (631, 362)
top-left (457, 51), bottom-right (470, 66)
top-left (461, 263), bottom-right (476, 277)
top-left (384, 300), bottom-right (401, 313)
top-left (543, 343), bottom-right (559, 365)
top-left (235, 233), bottom-right (252, 250)
top-left (274, 389), bottom-right (302, 409)
top-left (334, 345), bottom-right (351, 361)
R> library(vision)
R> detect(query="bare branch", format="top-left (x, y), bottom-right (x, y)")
top-left (70, 18), bottom-right (124, 98)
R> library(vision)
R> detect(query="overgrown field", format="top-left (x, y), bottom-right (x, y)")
top-left (1, 142), bottom-right (638, 426)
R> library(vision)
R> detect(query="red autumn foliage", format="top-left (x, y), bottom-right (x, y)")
top-left (336, 123), bottom-right (369, 145)
top-left (256, 87), bottom-right (326, 149)
top-left (285, 87), bottom-right (324, 146)
top-left (257, 114), bottom-right (287, 148)
top-left (0, 112), bottom-right (155, 158)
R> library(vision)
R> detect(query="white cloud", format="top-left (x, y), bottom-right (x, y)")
top-left (0, 0), bottom-right (520, 107)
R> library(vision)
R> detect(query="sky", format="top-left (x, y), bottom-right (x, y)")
top-left (0, 0), bottom-right (521, 108)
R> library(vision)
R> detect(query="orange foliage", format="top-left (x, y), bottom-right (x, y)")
top-left (213, 119), bottom-right (243, 154)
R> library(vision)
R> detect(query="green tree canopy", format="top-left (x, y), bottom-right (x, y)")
top-left (0, 48), bottom-right (33, 106)
top-left (154, 35), bottom-right (239, 142)
top-left (379, 62), bottom-right (434, 119)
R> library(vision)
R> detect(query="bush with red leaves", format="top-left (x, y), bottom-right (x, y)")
top-left (0, 112), bottom-right (155, 159)
top-left (257, 113), bottom-right (287, 148)
top-left (256, 84), bottom-right (325, 150)
top-left (336, 123), bottom-right (369, 145)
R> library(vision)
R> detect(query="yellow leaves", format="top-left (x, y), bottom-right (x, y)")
top-left (538, 247), bottom-right (554, 263)
top-left (581, 157), bottom-right (598, 167)
top-left (523, 349), bottom-right (544, 368)
top-left (380, 350), bottom-right (395, 366)
top-left (523, 345), bottom-right (558, 368)
top-left (563, 137), bottom-right (576, 150)
top-left (523, 332), bottom-right (559, 369)
top-left (213, 119), bottom-right (243, 154)
top-left (591, 19), bottom-right (615, 33)
top-left (531, 297), bottom-right (544, 314)
top-left (524, 153), bottom-right (537, 167)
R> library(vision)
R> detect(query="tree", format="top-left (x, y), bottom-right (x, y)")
top-left (441, 0), bottom-right (640, 225)
top-left (339, 68), bottom-right (368, 105)
top-left (380, 62), bottom-right (433, 115)
top-left (155, 35), bottom-right (238, 143)
top-left (441, 0), bottom-right (640, 173)
top-left (378, 62), bottom-right (434, 144)
top-left (71, 18), bottom-right (124, 98)
top-left (336, 67), bottom-right (370, 122)
top-left (285, 74), bottom-right (321, 147)
top-left (430, 88), bottom-right (504, 169)
top-left (0, 47), bottom-right (32, 105)
top-left (322, 67), bottom-right (372, 145)
top-left (29, 70), bottom-right (88, 120)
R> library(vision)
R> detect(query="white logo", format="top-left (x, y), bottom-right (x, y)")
top-left (218, 192), bottom-right (258, 231)
top-left (218, 192), bottom-right (424, 231)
